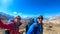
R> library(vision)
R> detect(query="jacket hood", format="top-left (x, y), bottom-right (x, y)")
top-left (34, 18), bottom-right (39, 24)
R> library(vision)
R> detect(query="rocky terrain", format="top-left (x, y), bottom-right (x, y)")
top-left (43, 16), bottom-right (60, 34)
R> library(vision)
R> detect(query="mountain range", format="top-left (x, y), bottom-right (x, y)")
top-left (43, 16), bottom-right (60, 25)
top-left (0, 12), bottom-right (14, 20)
top-left (0, 12), bottom-right (60, 25)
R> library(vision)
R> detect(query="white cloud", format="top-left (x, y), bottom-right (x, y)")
top-left (24, 16), bottom-right (27, 18)
top-left (13, 12), bottom-right (17, 15)
top-left (21, 16), bottom-right (28, 18)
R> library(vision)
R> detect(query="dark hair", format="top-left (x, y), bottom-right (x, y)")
top-left (15, 15), bottom-right (21, 20)
top-left (37, 15), bottom-right (43, 20)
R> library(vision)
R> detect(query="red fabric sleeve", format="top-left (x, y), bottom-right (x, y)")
top-left (0, 19), bottom-right (12, 30)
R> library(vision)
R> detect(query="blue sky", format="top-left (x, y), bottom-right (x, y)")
top-left (0, 0), bottom-right (60, 18)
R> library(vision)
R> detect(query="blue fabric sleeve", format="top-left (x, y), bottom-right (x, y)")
top-left (26, 24), bottom-right (34, 34)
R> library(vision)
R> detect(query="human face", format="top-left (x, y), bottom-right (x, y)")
top-left (17, 18), bottom-right (21, 22)
top-left (37, 18), bottom-right (43, 23)
top-left (14, 18), bottom-right (18, 23)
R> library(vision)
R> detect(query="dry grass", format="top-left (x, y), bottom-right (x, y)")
top-left (43, 24), bottom-right (60, 34)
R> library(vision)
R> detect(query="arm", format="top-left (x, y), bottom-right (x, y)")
top-left (0, 19), bottom-right (12, 30)
top-left (0, 19), bottom-right (6, 29)
top-left (26, 24), bottom-right (35, 34)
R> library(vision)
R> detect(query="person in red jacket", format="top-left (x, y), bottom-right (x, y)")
top-left (0, 16), bottom-right (22, 34)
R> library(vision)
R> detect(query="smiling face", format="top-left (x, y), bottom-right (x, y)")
top-left (14, 18), bottom-right (18, 23)
top-left (13, 17), bottom-right (21, 23)
top-left (37, 18), bottom-right (43, 23)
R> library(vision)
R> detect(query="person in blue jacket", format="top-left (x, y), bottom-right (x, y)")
top-left (26, 15), bottom-right (43, 34)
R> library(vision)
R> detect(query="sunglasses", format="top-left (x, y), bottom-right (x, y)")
top-left (16, 18), bottom-right (21, 20)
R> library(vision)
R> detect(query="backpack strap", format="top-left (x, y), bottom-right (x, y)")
top-left (33, 23), bottom-right (37, 27)
top-left (33, 23), bottom-right (38, 34)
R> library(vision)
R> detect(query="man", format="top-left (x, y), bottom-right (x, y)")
top-left (0, 16), bottom-right (22, 34)
top-left (26, 15), bottom-right (43, 34)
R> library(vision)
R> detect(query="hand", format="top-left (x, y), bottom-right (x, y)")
top-left (19, 29), bottom-right (25, 32)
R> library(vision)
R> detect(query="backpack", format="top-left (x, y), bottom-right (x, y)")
top-left (5, 30), bottom-right (10, 34)
top-left (26, 22), bottom-right (33, 33)
top-left (33, 23), bottom-right (38, 34)
top-left (26, 25), bottom-right (28, 33)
